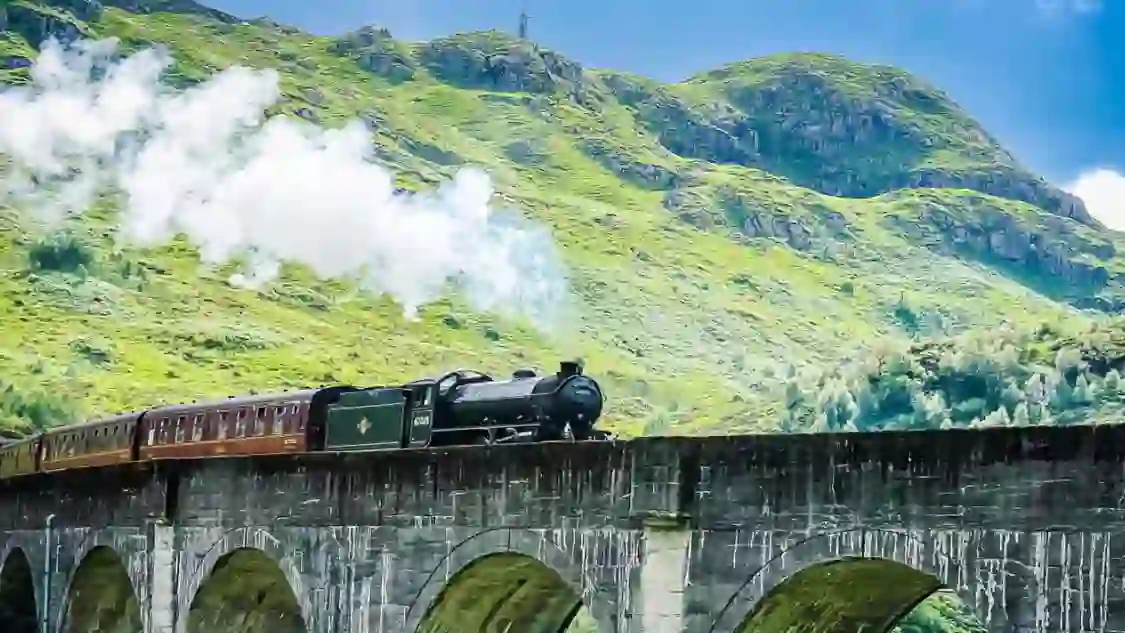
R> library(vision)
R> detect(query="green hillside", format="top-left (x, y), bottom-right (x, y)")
top-left (0, 0), bottom-right (1122, 442)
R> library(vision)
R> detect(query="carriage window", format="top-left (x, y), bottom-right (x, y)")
top-left (254, 406), bottom-right (267, 436)
top-left (174, 417), bottom-right (185, 442)
top-left (217, 411), bottom-right (229, 440)
top-left (272, 406), bottom-right (284, 435)
top-left (147, 423), bottom-right (156, 446)
top-left (191, 414), bottom-right (203, 442)
top-left (236, 410), bottom-right (247, 438)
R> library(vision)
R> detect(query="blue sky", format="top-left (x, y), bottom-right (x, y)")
top-left (204, 0), bottom-right (1125, 227)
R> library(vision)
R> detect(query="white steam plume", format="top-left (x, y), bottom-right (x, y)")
top-left (1065, 168), bottom-right (1125, 232)
top-left (0, 38), bottom-right (569, 323)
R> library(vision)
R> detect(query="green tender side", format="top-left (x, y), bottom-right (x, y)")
top-left (323, 388), bottom-right (407, 451)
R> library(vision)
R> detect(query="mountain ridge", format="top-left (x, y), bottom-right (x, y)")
top-left (0, 0), bottom-right (1123, 442)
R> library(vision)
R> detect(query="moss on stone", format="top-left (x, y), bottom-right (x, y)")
top-left (418, 553), bottom-right (583, 633)
top-left (185, 548), bottom-right (304, 633)
top-left (64, 546), bottom-right (142, 633)
top-left (737, 558), bottom-right (941, 633)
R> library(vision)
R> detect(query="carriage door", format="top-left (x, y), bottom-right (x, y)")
top-left (408, 384), bottom-right (435, 448)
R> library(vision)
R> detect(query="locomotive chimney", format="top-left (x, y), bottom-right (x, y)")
top-left (558, 360), bottom-right (581, 378)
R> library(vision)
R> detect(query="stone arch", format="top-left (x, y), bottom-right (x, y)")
top-left (176, 527), bottom-right (312, 633)
top-left (708, 527), bottom-right (1000, 633)
top-left (61, 529), bottom-right (148, 606)
top-left (185, 547), bottom-right (307, 633)
top-left (405, 528), bottom-right (615, 633)
top-left (0, 546), bottom-right (39, 633)
top-left (59, 545), bottom-right (142, 633)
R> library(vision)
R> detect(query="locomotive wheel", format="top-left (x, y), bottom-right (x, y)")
top-left (569, 422), bottom-right (592, 441)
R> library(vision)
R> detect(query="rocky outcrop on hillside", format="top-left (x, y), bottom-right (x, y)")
top-left (2, 0), bottom-right (240, 48)
top-left (417, 31), bottom-right (596, 104)
top-left (577, 139), bottom-right (681, 190)
top-left (1, 1), bottom-right (94, 47)
top-left (598, 60), bottom-right (1093, 227)
top-left (898, 167), bottom-right (1092, 225)
top-left (885, 190), bottom-right (1114, 295)
top-left (329, 26), bottom-right (416, 83)
top-left (99, 0), bottom-right (237, 22)
top-left (663, 184), bottom-right (852, 252)
top-left (1, 55), bottom-right (32, 69)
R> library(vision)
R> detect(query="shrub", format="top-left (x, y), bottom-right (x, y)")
top-left (27, 232), bottom-right (96, 274)
top-left (0, 382), bottom-right (80, 436)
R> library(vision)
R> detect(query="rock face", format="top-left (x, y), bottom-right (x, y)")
top-left (578, 139), bottom-right (680, 190)
top-left (887, 191), bottom-right (1114, 293)
top-left (97, 0), bottom-right (239, 23)
top-left (662, 184), bottom-right (850, 252)
top-left (328, 26), bottom-right (416, 83)
top-left (35, 0), bottom-right (104, 21)
top-left (1, 2), bottom-right (93, 47)
top-left (599, 56), bottom-right (1094, 227)
top-left (900, 167), bottom-right (1093, 225)
top-left (418, 31), bottom-right (591, 102)
top-left (1, 55), bottom-right (33, 70)
top-left (3, 0), bottom-right (241, 47)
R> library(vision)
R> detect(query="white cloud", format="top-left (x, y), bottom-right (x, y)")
top-left (1064, 168), bottom-right (1125, 231)
top-left (0, 38), bottom-right (570, 325)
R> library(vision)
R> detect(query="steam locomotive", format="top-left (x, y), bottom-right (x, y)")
top-left (0, 361), bottom-right (609, 481)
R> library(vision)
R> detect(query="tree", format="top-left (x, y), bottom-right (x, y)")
top-left (1012, 402), bottom-right (1031, 426)
top-left (1072, 373), bottom-right (1093, 406)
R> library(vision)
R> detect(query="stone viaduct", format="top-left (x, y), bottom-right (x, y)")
top-left (1, 423), bottom-right (1124, 633)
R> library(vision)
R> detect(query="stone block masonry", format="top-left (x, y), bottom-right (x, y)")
top-left (2, 423), bottom-right (1125, 633)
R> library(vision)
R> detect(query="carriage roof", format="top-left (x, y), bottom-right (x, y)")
top-left (143, 389), bottom-right (323, 418)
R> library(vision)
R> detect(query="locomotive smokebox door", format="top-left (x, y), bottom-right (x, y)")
top-left (323, 388), bottom-right (408, 451)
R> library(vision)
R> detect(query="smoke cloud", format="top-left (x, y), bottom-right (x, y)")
top-left (0, 38), bottom-right (570, 323)
top-left (1065, 168), bottom-right (1125, 232)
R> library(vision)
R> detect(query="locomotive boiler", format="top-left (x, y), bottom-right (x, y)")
top-left (438, 360), bottom-right (605, 444)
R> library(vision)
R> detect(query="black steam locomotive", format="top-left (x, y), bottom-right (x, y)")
top-left (322, 360), bottom-right (608, 450)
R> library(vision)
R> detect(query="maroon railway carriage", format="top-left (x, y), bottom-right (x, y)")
top-left (39, 413), bottom-right (142, 473)
top-left (0, 435), bottom-right (42, 479)
top-left (138, 390), bottom-right (320, 460)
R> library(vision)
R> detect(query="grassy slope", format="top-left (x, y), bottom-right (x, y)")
top-left (0, 1), bottom-right (1120, 442)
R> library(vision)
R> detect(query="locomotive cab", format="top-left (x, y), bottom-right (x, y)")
top-left (404, 380), bottom-right (437, 448)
